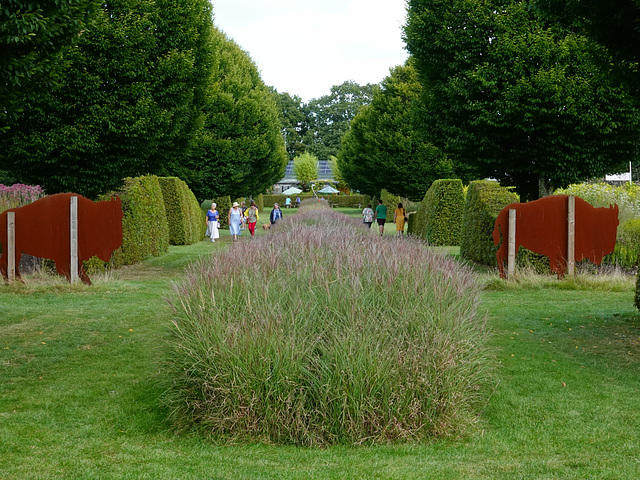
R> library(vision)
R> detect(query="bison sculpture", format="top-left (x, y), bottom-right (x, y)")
top-left (493, 195), bottom-right (619, 278)
top-left (0, 193), bottom-right (123, 284)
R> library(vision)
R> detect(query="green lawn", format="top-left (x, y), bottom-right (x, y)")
top-left (1, 224), bottom-right (639, 479)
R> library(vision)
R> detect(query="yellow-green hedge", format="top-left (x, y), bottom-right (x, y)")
top-left (460, 180), bottom-right (519, 266)
top-left (118, 175), bottom-right (169, 265)
top-left (87, 175), bottom-right (169, 273)
top-left (158, 177), bottom-right (204, 245)
top-left (415, 179), bottom-right (465, 246)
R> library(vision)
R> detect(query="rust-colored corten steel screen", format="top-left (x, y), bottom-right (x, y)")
top-left (493, 195), bottom-right (619, 278)
top-left (0, 193), bottom-right (123, 284)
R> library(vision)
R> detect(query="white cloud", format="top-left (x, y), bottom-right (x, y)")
top-left (211, 0), bottom-right (408, 101)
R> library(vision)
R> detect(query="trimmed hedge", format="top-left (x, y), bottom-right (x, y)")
top-left (118, 175), bottom-right (169, 265)
top-left (87, 175), bottom-right (169, 273)
top-left (421, 179), bottom-right (465, 246)
top-left (460, 180), bottom-right (519, 266)
top-left (408, 192), bottom-right (427, 238)
top-left (159, 177), bottom-right (204, 245)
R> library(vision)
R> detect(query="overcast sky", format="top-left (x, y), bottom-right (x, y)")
top-left (211, 0), bottom-right (409, 102)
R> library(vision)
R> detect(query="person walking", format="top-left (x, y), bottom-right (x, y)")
top-left (362, 204), bottom-right (374, 229)
top-left (244, 200), bottom-right (259, 237)
top-left (373, 199), bottom-right (387, 236)
top-left (228, 202), bottom-right (243, 242)
top-left (393, 202), bottom-right (407, 238)
top-left (205, 203), bottom-right (219, 242)
top-left (269, 203), bottom-right (283, 226)
top-left (240, 201), bottom-right (247, 230)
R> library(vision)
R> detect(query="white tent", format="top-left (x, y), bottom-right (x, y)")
top-left (318, 185), bottom-right (339, 194)
top-left (282, 186), bottom-right (302, 195)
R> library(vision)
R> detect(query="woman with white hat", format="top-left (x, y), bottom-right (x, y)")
top-left (228, 202), bottom-right (243, 242)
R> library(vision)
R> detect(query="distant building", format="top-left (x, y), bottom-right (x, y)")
top-left (273, 160), bottom-right (335, 193)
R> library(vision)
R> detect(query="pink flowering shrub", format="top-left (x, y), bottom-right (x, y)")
top-left (0, 184), bottom-right (45, 212)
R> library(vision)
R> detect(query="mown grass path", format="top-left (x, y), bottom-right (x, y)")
top-left (1, 228), bottom-right (639, 479)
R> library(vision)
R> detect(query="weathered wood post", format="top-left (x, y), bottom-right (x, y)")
top-left (70, 196), bottom-right (79, 283)
top-left (7, 211), bottom-right (16, 282)
top-left (507, 208), bottom-right (516, 278)
top-left (567, 195), bottom-right (575, 276)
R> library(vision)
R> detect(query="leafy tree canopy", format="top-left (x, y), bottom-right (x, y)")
top-left (166, 29), bottom-right (287, 201)
top-left (405, 0), bottom-right (640, 199)
top-left (303, 81), bottom-right (375, 161)
top-left (531, 0), bottom-right (640, 94)
top-left (272, 89), bottom-right (307, 160)
top-left (0, 0), bottom-right (215, 198)
top-left (292, 152), bottom-right (319, 187)
top-left (0, 0), bottom-right (98, 133)
top-left (338, 62), bottom-right (453, 201)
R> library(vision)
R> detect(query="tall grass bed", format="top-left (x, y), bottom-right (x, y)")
top-left (163, 204), bottom-right (494, 446)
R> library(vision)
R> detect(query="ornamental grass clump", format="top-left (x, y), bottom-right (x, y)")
top-left (163, 205), bottom-right (493, 446)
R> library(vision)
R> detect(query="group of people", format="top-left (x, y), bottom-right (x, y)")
top-left (362, 199), bottom-right (407, 238)
top-left (206, 198), bottom-right (407, 244)
top-left (284, 196), bottom-right (301, 208)
top-left (205, 201), bottom-right (284, 243)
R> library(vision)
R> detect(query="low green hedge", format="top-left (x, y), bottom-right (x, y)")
top-left (263, 194), bottom-right (366, 208)
top-left (159, 177), bottom-right (204, 245)
top-left (460, 180), bottom-right (519, 266)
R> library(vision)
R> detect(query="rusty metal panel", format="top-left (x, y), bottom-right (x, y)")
top-left (0, 193), bottom-right (123, 285)
top-left (493, 195), bottom-right (619, 278)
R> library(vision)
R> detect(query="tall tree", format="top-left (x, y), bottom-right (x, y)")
top-left (303, 81), bottom-right (375, 161)
top-left (167, 30), bottom-right (287, 200)
top-left (273, 90), bottom-right (307, 160)
top-left (532, 0), bottom-right (640, 94)
top-left (405, 0), bottom-right (640, 199)
top-left (292, 152), bottom-right (319, 187)
top-left (0, 0), bottom-right (215, 198)
top-left (0, 0), bottom-right (98, 133)
top-left (338, 62), bottom-right (452, 200)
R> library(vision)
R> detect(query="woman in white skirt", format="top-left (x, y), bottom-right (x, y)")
top-left (205, 203), bottom-right (220, 242)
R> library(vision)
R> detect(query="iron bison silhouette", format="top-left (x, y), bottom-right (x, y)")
top-left (493, 195), bottom-right (619, 278)
top-left (0, 193), bottom-right (123, 285)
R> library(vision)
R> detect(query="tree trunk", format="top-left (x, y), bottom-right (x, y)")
top-left (538, 176), bottom-right (554, 198)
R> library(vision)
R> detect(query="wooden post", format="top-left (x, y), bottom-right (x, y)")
top-left (7, 212), bottom-right (15, 282)
top-left (567, 195), bottom-right (575, 276)
top-left (70, 196), bottom-right (78, 283)
top-left (507, 209), bottom-right (516, 278)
